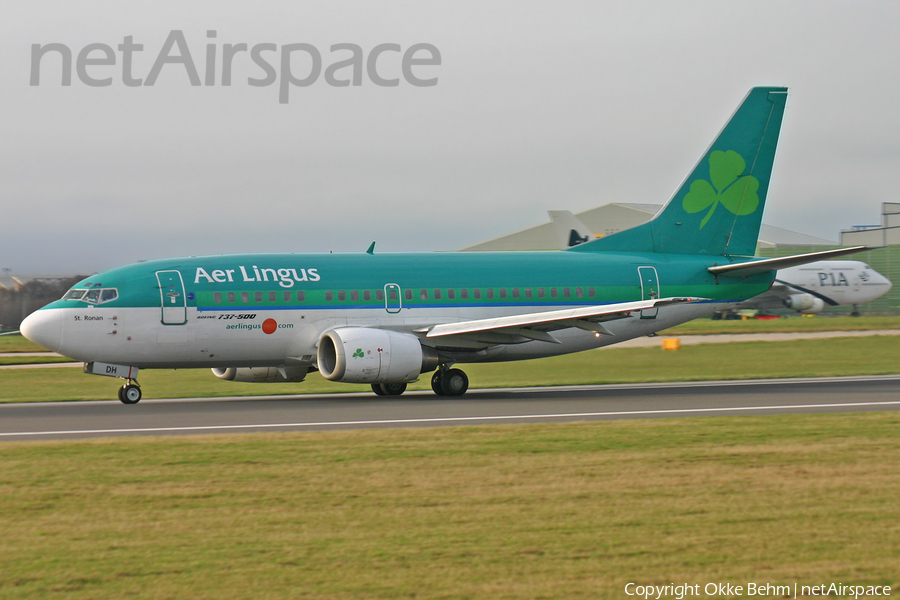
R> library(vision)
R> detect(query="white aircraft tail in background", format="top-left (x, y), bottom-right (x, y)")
top-left (548, 210), bottom-right (595, 248)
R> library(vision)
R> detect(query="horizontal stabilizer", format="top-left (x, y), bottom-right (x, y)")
top-left (419, 297), bottom-right (703, 342)
top-left (708, 246), bottom-right (872, 277)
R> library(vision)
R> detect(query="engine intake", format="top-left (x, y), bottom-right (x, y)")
top-left (317, 328), bottom-right (439, 384)
top-left (784, 294), bottom-right (825, 314)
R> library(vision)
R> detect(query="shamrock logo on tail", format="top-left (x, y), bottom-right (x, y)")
top-left (682, 150), bottom-right (760, 229)
top-left (352, 348), bottom-right (364, 358)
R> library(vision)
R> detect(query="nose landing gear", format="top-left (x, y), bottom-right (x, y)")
top-left (117, 380), bottom-right (142, 404)
top-left (83, 362), bottom-right (143, 404)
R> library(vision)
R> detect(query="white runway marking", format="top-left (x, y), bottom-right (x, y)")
top-left (3, 400), bottom-right (900, 438)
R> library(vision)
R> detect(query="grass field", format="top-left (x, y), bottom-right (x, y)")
top-left (1, 413), bottom-right (898, 599)
top-left (1, 335), bottom-right (898, 403)
top-left (0, 355), bottom-right (75, 366)
top-left (0, 334), bottom-right (45, 353)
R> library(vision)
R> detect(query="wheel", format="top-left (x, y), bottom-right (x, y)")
top-left (440, 368), bottom-right (468, 397)
top-left (120, 384), bottom-right (142, 404)
top-left (371, 383), bottom-right (386, 396)
top-left (379, 382), bottom-right (407, 396)
top-left (431, 370), bottom-right (445, 396)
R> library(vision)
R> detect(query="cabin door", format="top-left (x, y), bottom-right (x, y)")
top-left (384, 283), bottom-right (402, 314)
top-left (156, 270), bottom-right (188, 325)
top-left (638, 266), bottom-right (660, 319)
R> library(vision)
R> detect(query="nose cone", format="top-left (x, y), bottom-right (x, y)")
top-left (20, 309), bottom-right (63, 352)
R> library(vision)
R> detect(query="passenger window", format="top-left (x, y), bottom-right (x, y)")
top-left (524, 288), bottom-right (532, 299)
top-left (447, 289), bottom-right (455, 300)
top-left (550, 288), bottom-right (558, 298)
top-left (575, 287), bottom-right (583, 298)
top-left (351, 290), bottom-right (359, 301)
top-left (227, 292), bottom-right (236, 303)
top-left (214, 292), bottom-right (222, 303)
top-left (364, 290), bottom-right (372, 301)
top-left (564, 288), bottom-right (571, 298)
top-left (404, 289), bottom-right (412, 301)
top-left (269, 291), bottom-right (277, 302)
top-left (255, 292), bottom-right (263, 302)
top-left (434, 289), bottom-right (442, 300)
top-left (325, 291), bottom-right (333, 301)
top-left (376, 290), bottom-right (384, 301)
top-left (297, 291), bottom-right (305, 302)
top-left (283, 291), bottom-right (291, 302)
top-left (474, 289), bottom-right (481, 300)
top-left (461, 289), bottom-right (468, 300)
top-left (486, 289), bottom-right (494, 299)
top-left (538, 288), bottom-right (545, 299)
top-left (511, 289), bottom-right (520, 299)
top-left (588, 287), bottom-right (595, 298)
top-left (338, 291), bottom-right (346, 301)
top-left (389, 289), bottom-right (398, 301)
top-left (498, 289), bottom-right (507, 299)
top-left (241, 292), bottom-right (249, 303)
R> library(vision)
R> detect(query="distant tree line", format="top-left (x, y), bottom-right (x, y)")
top-left (0, 277), bottom-right (85, 330)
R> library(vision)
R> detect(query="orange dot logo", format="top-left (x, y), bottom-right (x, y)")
top-left (262, 318), bottom-right (277, 334)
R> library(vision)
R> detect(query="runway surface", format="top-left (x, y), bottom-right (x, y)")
top-left (2, 374), bottom-right (899, 441)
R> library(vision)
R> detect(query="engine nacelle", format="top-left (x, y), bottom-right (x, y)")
top-left (784, 294), bottom-right (825, 314)
top-left (212, 366), bottom-right (308, 383)
top-left (317, 328), bottom-right (439, 384)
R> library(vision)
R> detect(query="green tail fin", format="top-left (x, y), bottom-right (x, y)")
top-left (571, 87), bottom-right (787, 257)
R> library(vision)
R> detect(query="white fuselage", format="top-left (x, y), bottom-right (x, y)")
top-left (28, 301), bottom-right (723, 370)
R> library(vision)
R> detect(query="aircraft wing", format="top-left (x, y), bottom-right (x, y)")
top-left (417, 297), bottom-right (703, 345)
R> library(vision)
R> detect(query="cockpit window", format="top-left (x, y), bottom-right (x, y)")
top-left (63, 288), bottom-right (119, 304)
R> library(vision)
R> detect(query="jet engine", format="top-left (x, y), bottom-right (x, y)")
top-left (784, 294), bottom-right (825, 314)
top-left (212, 366), bottom-right (309, 383)
top-left (317, 328), bottom-right (440, 384)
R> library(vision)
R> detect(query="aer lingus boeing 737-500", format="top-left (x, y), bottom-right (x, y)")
top-left (21, 87), bottom-right (870, 403)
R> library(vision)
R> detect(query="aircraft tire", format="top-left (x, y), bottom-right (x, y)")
top-left (440, 369), bottom-right (468, 397)
top-left (431, 371), bottom-right (446, 396)
top-left (379, 382), bottom-right (407, 396)
top-left (120, 384), bottom-right (142, 405)
top-left (371, 384), bottom-right (387, 396)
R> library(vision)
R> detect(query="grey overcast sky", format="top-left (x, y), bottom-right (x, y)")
top-left (2, 1), bottom-right (899, 273)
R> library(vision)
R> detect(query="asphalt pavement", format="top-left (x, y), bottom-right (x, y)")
top-left (2, 375), bottom-right (898, 441)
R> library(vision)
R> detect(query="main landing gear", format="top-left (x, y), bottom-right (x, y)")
top-left (431, 367), bottom-right (469, 397)
top-left (371, 382), bottom-right (408, 396)
top-left (117, 380), bottom-right (143, 405)
top-left (369, 367), bottom-right (470, 398)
